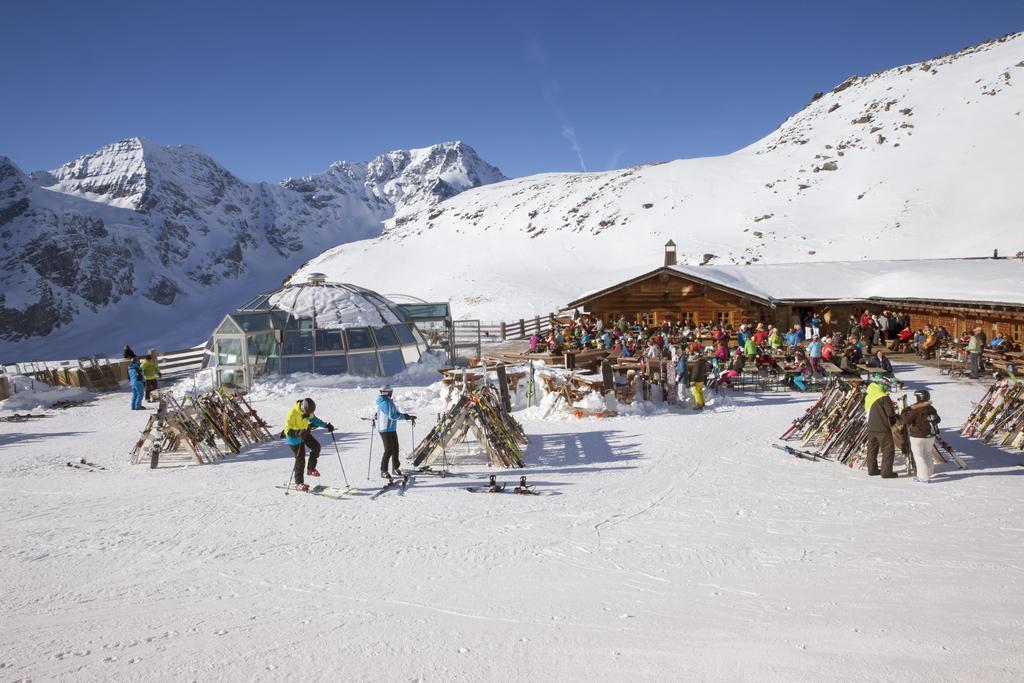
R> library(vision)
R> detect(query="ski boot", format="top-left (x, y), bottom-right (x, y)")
top-left (295, 483), bottom-right (310, 492)
top-left (381, 470), bottom-right (393, 481)
top-left (392, 467), bottom-right (403, 477)
top-left (307, 469), bottom-right (320, 478)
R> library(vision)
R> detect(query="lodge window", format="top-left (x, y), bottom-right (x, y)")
top-left (1012, 323), bottom-right (1022, 343)
top-left (680, 311), bottom-right (696, 325)
top-left (715, 311), bottom-right (733, 327)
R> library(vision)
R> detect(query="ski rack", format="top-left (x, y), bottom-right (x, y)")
top-left (777, 381), bottom-right (964, 472)
top-left (960, 381), bottom-right (1024, 451)
top-left (129, 388), bottom-right (274, 467)
top-left (409, 386), bottom-right (527, 470)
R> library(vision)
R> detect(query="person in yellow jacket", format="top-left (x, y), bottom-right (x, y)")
top-left (140, 350), bottom-right (162, 402)
top-left (864, 381), bottom-right (898, 478)
top-left (283, 398), bottom-right (334, 492)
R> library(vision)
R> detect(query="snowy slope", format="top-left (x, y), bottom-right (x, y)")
top-left (0, 140), bottom-right (503, 359)
top-left (297, 32), bottom-right (1024, 321)
top-left (1, 364), bottom-right (1023, 680)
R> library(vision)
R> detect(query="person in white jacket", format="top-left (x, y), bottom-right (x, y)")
top-left (900, 389), bottom-right (942, 482)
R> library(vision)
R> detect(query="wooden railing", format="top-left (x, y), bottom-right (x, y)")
top-left (2, 345), bottom-right (208, 383)
top-left (479, 313), bottom-right (563, 341)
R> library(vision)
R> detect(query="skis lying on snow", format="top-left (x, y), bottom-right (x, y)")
top-left (770, 443), bottom-right (819, 461)
top-left (66, 458), bottom-right (105, 472)
top-left (467, 475), bottom-right (545, 495)
top-left (411, 465), bottom-right (456, 478)
top-left (275, 483), bottom-right (350, 499)
top-left (371, 474), bottom-right (410, 500)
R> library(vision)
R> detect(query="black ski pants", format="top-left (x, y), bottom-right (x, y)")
top-left (144, 378), bottom-right (158, 401)
top-left (290, 431), bottom-right (321, 486)
top-left (865, 430), bottom-right (895, 477)
top-left (379, 430), bottom-right (400, 473)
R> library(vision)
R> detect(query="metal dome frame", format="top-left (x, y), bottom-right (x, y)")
top-left (210, 277), bottom-right (428, 389)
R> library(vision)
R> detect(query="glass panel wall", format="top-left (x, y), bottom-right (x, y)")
top-left (315, 329), bottom-right (345, 352)
top-left (315, 355), bottom-right (348, 375)
top-left (372, 325), bottom-right (399, 347)
top-left (282, 356), bottom-right (314, 373)
top-left (393, 324), bottom-right (416, 345)
top-left (217, 338), bottom-right (243, 365)
top-left (282, 317), bottom-right (313, 354)
top-left (346, 327), bottom-right (374, 349)
top-left (379, 349), bottom-right (405, 374)
top-left (348, 352), bottom-right (380, 376)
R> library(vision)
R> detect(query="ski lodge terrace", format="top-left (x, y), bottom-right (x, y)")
top-left (563, 254), bottom-right (1024, 344)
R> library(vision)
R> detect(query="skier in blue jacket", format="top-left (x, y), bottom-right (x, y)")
top-left (376, 386), bottom-right (416, 479)
top-left (127, 356), bottom-right (145, 410)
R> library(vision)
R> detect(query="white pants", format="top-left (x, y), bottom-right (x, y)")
top-left (910, 436), bottom-right (935, 482)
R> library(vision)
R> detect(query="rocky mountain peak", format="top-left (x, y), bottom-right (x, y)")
top-left (1, 138), bottom-right (506, 357)
top-left (0, 155), bottom-right (31, 199)
top-left (45, 137), bottom-right (154, 208)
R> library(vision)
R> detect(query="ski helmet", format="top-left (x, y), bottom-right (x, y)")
top-left (299, 398), bottom-right (316, 415)
top-left (913, 389), bottom-right (930, 403)
top-left (379, 385), bottom-right (393, 396)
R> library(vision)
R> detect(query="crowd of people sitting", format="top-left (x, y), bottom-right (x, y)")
top-left (525, 308), bottom-right (1018, 394)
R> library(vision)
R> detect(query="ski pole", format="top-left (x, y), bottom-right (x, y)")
top-left (285, 464), bottom-right (294, 496)
top-left (364, 416), bottom-right (376, 481)
top-left (331, 431), bottom-right (350, 488)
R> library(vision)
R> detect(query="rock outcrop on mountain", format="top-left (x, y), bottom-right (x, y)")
top-left (0, 140), bottom-right (504, 359)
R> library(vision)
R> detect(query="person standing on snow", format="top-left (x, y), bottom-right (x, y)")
top-left (140, 350), bottom-right (162, 402)
top-left (689, 353), bottom-right (708, 410)
top-left (807, 337), bottom-right (824, 375)
top-left (127, 356), bottom-right (145, 410)
top-left (283, 398), bottom-right (334, 493)
top-left (864, 381), bottom-right (898, 478)
top-left (900, 389), bottom-right (941, 483)
top-left (376, 386), bottom-right (416, 479)
top-left (967, 327), bottom-right (983, 379)
top-left (675, 352), bottom-right (690, 404)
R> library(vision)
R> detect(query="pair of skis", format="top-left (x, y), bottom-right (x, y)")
top-left (770, 443), bottom-right (820, 461)
top-left (371, 474), bottom-right (411, 500)
top-left (66, 458), bottom-right (106, 472)
top-left (276, 482), bottom-right (358, 499)
top-left (466, 475), bottom-right (543, 495)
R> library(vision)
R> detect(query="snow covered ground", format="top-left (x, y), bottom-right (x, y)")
top-left (2, 362), bottom-right (1023, 681)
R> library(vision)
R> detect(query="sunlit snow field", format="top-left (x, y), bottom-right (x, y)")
top-left (1, 362), bottom-right (1022, 681)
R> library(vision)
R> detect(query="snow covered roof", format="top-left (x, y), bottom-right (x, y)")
top-left (567, 258), bottom-right (1024, 309)
top-left (238, 280), bottom-right (407, 328)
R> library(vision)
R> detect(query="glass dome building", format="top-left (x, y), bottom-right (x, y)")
top-left (210, 274), bottom-right (428, 388)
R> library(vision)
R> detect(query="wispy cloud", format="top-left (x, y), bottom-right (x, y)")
top-left (561, 125), bottom-right (587, 172)
top-left (527, 38), bottom-right (588, 172)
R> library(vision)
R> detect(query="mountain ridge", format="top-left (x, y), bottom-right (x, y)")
top-left (294, 30), bottom-right (1024, 321)
top-left (0, 139), bottom-right (504, 358)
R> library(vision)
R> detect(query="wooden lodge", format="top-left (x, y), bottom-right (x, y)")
top-left (564, 244), bottom-right (1024, 344)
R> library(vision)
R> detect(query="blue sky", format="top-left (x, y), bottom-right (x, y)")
top-left (3, 1), bottom-right (1022, 180)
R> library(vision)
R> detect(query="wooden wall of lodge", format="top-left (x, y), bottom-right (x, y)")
top-left (576, 272), bottom-right (1024, 342)
top-left (903, 307), bottom-right (1024, 342)
top-left (580, 276), bottom-right (781, 328)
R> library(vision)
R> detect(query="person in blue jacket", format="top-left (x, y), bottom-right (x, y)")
top-left (127, 356), bottom-right (146, 410)
top-left (376, 386), bottom-right (416, 479)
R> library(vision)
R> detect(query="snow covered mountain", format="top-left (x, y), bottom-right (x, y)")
top-left (0, 140), bottom-right (503, 359)
top-left (296, 32), bottom-right (1024, 321)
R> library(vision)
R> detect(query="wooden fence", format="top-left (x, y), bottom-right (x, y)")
top-left (479, 313), bottom-right (564, 341)
top-left (2, 345), bottom-right (208, 389)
